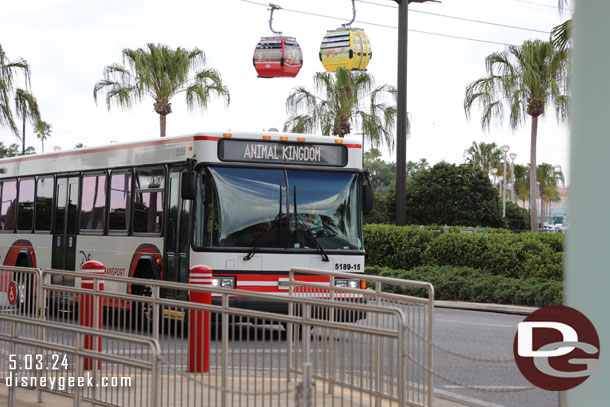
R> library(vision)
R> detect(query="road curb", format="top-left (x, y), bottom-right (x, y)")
top-left (434, 388), bottom-right (507, 407)
top-left (434, 301), bottom-right (537, 316)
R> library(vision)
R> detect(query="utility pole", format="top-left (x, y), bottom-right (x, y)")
top-left (394, 0), bottom-right (437, 225)
top-left (395, 0), bottom-right (408, 225)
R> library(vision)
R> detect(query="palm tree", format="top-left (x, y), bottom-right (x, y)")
top-left (33, 119), bottom-right (52, 153)
top-left (15, 89), bottom-right (40, 155)
top-left (463, 141), bottom-right (502, 176)
top-left (464, 39), bottom-right (568, 231)
top-left (0, 44), bottom-right (31, 136)
top-left (537, 163), bottom-right (565, 226)
top-left (513, 163), bottom-right (529, 207)
top-left (284, 67), bottom-right (399, 149)
top-left (94, 43), bottom-right (230, 138)
top-left (416, 158), bottom-right (430, 171)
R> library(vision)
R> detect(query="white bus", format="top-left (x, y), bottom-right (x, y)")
top-left (0, 132), bottom-right (371, 312)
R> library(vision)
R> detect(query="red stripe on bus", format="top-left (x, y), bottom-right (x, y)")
top-left (345, 144), bottom-right (362, 148)
top-left (0, 136), bottom-right (220, 164)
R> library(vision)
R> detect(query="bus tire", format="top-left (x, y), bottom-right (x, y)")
top-left (131, 261), bottom-right (155, 334)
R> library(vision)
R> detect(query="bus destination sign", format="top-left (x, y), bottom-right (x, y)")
top-left (218, 139), bottom-right (347, 167)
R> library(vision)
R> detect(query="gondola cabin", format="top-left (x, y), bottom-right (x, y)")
top-left (319, 28), bottom-right (371, 72)
top-left (253, 37), bottom-right (303, 78)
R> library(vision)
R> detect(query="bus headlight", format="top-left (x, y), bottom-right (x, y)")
top-left (211, 277), bottom-right (235, 288)
top-left (335, 279), bottom-right (359, 289)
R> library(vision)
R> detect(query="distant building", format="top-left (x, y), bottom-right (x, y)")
top-left (516, 186), bottom-right (568, 225)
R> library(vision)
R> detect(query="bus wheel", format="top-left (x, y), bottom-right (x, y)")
top-left (131, 283), bottom-right (154, 333)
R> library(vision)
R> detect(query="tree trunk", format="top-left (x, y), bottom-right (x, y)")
top-left (159, 114), bottom-right (167, 138)
top-left (540, 195), bottom-right (546, 226)
top-left (21, 113), bottom-right (26, 155)
top-left (529, 115), bottom-right (539, 232)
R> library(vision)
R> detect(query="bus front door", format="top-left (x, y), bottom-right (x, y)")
top-left (51, 176), bottom-right (79, 287)
top-left (163, 167), bottom-right (191, 300)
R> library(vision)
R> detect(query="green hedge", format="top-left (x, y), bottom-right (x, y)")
top-left (421, 233), bottom-right (563, 280)
top-left (366, 265), bottom-right (563, 307)
top-left (364, 224), bottom-right (564, 281)
top-left (363, 224), bottom-right (433, 270)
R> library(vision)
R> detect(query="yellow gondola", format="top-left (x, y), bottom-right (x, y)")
top-left (319, 28), bottom-right (371, 72)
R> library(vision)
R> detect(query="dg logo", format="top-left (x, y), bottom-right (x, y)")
top-left (513, 305), bottom-right (600, 391)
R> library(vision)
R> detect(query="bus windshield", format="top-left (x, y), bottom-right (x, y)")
top-left (195, 167), bottom-right (363, 251)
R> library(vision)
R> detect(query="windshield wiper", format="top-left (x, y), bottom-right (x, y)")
top-left (244, 187), bottom-right (284, 261)
top-left (294, 186), bottom-right (330, 262)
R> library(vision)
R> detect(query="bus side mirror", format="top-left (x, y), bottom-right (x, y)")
top-left (362, 171), bottom-right (374, 214)
top-left (181, 171), bottom-right (197, 200)
top-left (363, 184), bottom-right (374, 213)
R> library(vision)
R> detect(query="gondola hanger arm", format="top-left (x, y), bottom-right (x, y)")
top-left (342, 0), bottom-right (357, 29)
top-left (268, 3), bottom-right (282, 36)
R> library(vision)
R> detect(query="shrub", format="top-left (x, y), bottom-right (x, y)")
top-left (419, 232), bottom-right (563, 280)
top-left (364, 224), bottom-right (564, 281)
top-left (421, 233), bottom-right (490, 270)
top-left (364, 224), bottom-right (432, 270)
top-left (366, 265), bottom-right (563, 307)
top-left (363, 191), bottom-right (395, 224)
top-left (504, 201), bottom-right (531, 230)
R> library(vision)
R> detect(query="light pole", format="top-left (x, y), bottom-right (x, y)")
top-left (394, 0), bottom-right (437, 226)
top-left (501, 145), bottom-right (510, 217)
top-left (509, 152), bottom-right (517, 202)
top-left (498, 175), bottom-right (504, 205)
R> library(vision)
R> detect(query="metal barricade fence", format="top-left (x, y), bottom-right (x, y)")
top-left (288, 267), bottom-right (434, 407)
top-left (0, 313), bottom-right (160, 407)
top-left (39, 268), bottom-right (411, 407)
top-left (0, 266), bottom-right (42, 319)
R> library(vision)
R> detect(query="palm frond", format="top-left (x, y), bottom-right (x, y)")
top-left (14, 88), bottom-right (41, 124)
top-left (0, 45), bottom-right (32, 135)
top-left (185, 69), bottom-right (230, 110)
top-left (283, 114), bottom-right (315, 134)
top-left (285, 87), bottom-right (319, 116)
top-left (481, 100), bottom-right (504, 129)
top-left (551, 19), bottom-right (572, 51)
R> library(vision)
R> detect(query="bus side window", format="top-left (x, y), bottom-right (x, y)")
top-left (17, 178), bottom-right (35, 231)
top-left (35, 177), bottom-right (53, 232)
top-left (108, 171), bottom-right (132, 233)
top-left (133, 167), bottom-right (164, 234)
top-left (0, 180), bottom-right (17, 232)
top-left (80, 173), bottom-right (107, 232)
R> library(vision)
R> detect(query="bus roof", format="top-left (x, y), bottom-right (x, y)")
top-left (0, 132), bottom-right (363, 178)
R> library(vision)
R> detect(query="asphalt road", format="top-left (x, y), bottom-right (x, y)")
top-left (433, 307), bottom-right (559, 407)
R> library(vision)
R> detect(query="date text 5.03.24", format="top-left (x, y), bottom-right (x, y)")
top-left (9, 354), bottom-right (69, 371)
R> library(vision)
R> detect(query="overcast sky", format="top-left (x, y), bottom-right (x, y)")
top-left (0, 0), bottom-right (571, 181)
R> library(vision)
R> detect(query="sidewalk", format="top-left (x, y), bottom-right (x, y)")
top-left (1, 381), bottom-right (473, 407)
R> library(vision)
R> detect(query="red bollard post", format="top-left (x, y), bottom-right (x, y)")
top-left (80, 261), bottom-right (104, 371)
top-left (188, 266), bottom-right (212, 373)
